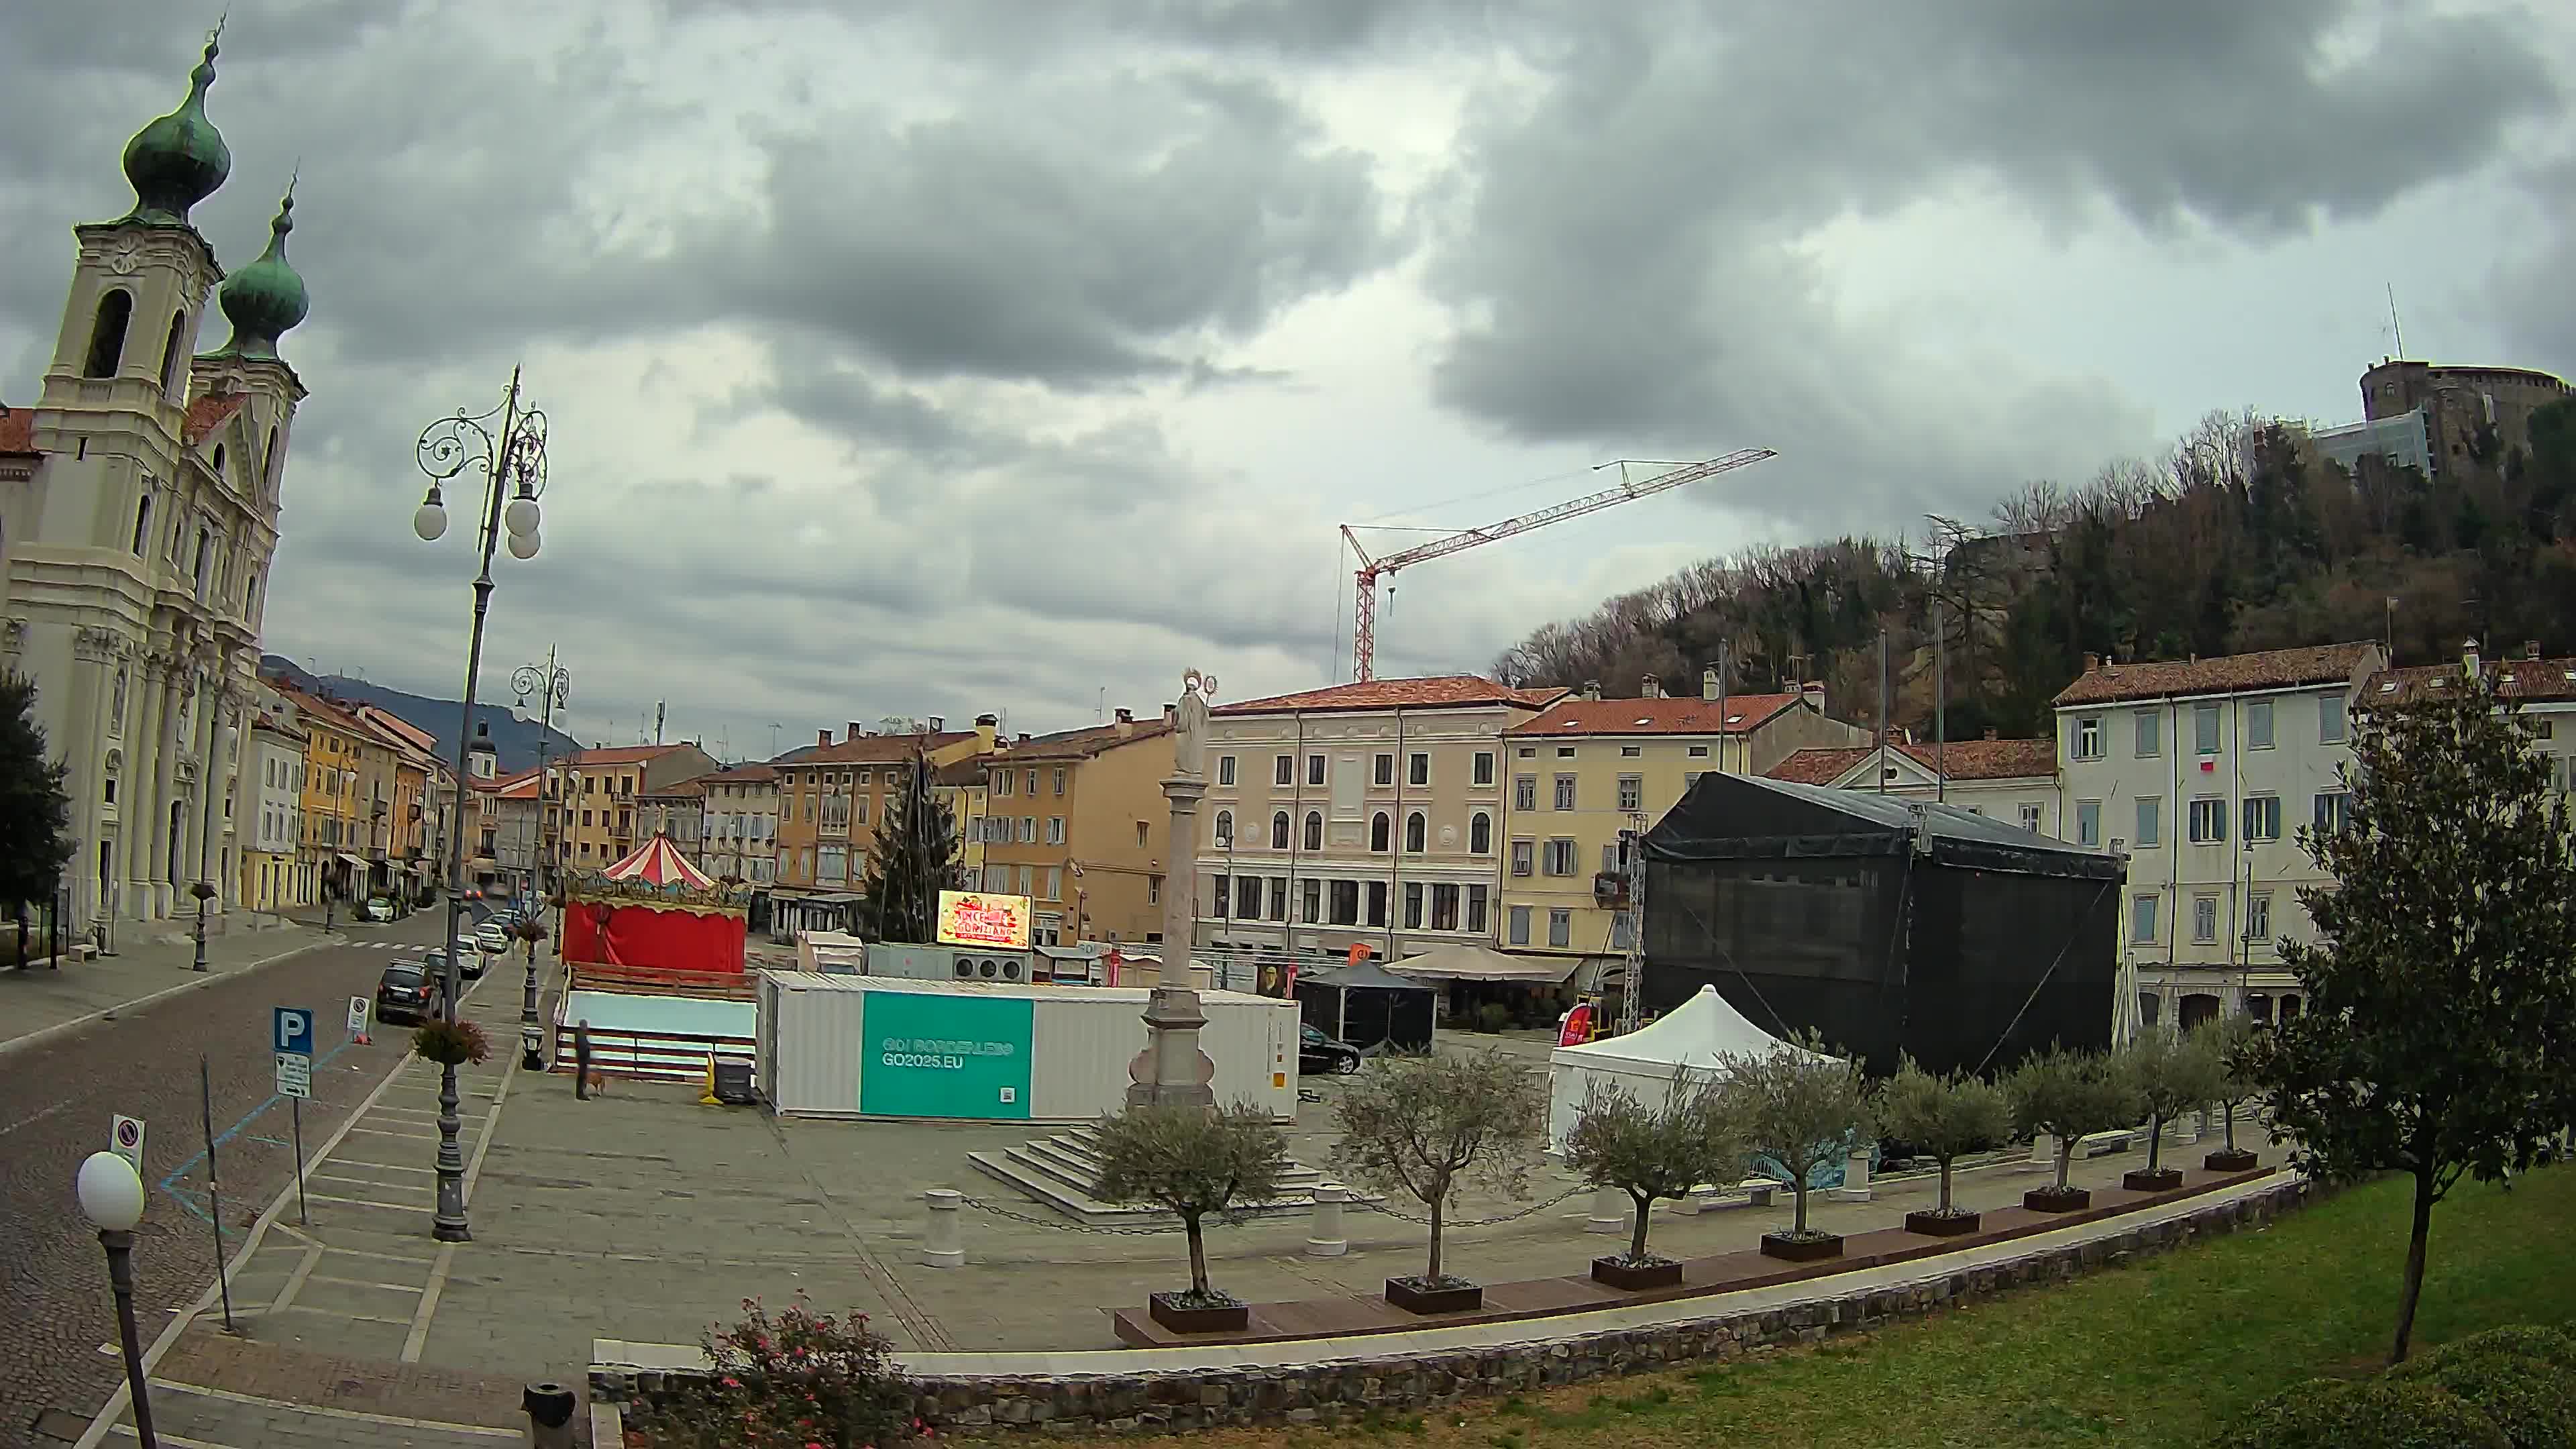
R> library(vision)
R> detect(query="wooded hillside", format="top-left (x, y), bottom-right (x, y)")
top-left (1491, 401), bottom-right (2576, 739)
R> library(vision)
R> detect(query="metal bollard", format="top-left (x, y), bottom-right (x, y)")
top-left (921, 1187), bottom-right (965, 1268)
top-left (1305, 1183), bottom-right (1349, 1256)
top-left (1585, 1185), bottom-right (1627, 1234)
top-left (523, 1382), bottom-right (576, 1448)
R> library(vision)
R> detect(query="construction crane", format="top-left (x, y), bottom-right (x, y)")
top-left (1339, 449), bottom-right (1778, 681)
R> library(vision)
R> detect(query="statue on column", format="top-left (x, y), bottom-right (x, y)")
top-left (1173, 669), bottom-right (1216, 779)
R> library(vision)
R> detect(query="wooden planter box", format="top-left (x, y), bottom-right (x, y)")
top-left (2204, 1148), bottom-right (2259, 1172)
top-left (1383, 1277), bottom-right (1483, 1315)
top-left (1146, 1292), bottom-right (1248, 1335)
top-left (1904, 1209), bottom-right (1982, 1237)
top-left (1759, 1232), bottom-right (1843, 1263)
top-left (1591, 1255), bottom-right (1684, 1290)
top-left (2122, 1167), bottom-right (2185, 1193)
top-left (2023, 1185), bottom-right (2092, 1214)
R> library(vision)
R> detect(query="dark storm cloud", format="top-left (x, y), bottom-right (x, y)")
top-left (1421, 0), bottom-right (2560, 527)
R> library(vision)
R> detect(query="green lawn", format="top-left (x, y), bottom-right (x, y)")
top-left (1206, 1164), bottom-right (2575, 1449)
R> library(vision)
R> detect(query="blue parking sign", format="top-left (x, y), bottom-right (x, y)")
top-left (273, 1006), bottom-right (313, 1057)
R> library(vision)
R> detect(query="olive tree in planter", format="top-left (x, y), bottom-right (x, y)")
top-left (1091, 1102), bottom-right (1287, 1334)
top-left (1331, 1049), bottom-right (1544, 1314)
top-left (1721, 1032), bottom-right (1871, 1263)
top-left (1875, 1057), bottom-right (2011, 1237)
top-left (2006, 1044), bottom-right (2141, 1212)
top-left (2201, 1013), bottom-right (2265, 1171)
top-left (1562, 1068), bottom-right (1748, 1289)
top-left (2120, 1028), bottom-right (2225, 1191)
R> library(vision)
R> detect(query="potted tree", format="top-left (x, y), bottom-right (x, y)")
top-left (1091, 1102), bottom-right (1288, 1334)
top-left (1876, 1056), bottom-right (2012, 1237)
top-left (2006, 1044), bottom-right (2141, 1212)
top-left (1332, 1050), bottom-right (1544, 1314)
top-left (1562, 1069), bottom-right (1748, 1289)
top-left (1722, 1033), bottom-right (1871, 1262)
top-left (2202, 1014), bottom-right (2264, 1172)
top-left (2121, 1028), bottom-right (2223, 1191)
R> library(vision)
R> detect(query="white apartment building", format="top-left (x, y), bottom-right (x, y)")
top-left (2053, 642), bottom-right (2384, 1034)
top-left (698, 762), bottom-right (779, 885)
top-left (241, 714), bottom-right (305, 911)
top-left (1193, 676), bottom-right (1564, 967)
top-left (2369, 640), bottom-right (2576, 788)
top-left (1766, 733), bottom-right (2063, 834)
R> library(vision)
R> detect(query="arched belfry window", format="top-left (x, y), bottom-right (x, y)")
top-left (158, 311), bottom-right (187, 393)
top-left (85, 290), bottom-right (133, 378)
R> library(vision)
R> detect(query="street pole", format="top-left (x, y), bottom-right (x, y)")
top-left (99, 1229), bottom-right (158, 1447)
top-left (512, 652), bottom-right (567, 1069)
top-left (414, 367), bottom-right (550, 1244)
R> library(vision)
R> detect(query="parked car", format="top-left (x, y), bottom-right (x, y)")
top-left (433, 942), bottom-right (485, 982)
top-left (376, 961), bottom-right (438, 1024)
top-left (1299, 1024), bottom-right (1363, 1076)
top-left (362, 897), bottom-right (396, 923)
top-left (474, 923), bottom-right (511, 955)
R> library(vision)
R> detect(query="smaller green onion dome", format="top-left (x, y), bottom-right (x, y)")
top-left (120, 30), bottom-right (231, 227)
top-left (215, 187), bottom-right (309, 360)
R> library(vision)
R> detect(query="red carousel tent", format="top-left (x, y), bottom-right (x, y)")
top-left (561, 833), bottom-right (749, 975)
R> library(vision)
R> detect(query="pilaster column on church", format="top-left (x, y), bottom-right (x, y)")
top-left (67, 636), bottom-right (115, 922)
top-left (125, 660), bottom-right (168, 916)
top-left (147, 665), bottom-right (189, 915)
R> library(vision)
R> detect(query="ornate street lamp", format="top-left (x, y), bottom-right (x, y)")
top-left (411, 368), bottom-right (548, 1243)
top-left (77, 1151), bottom-right (159, 1448)
top-left (511, 655), bottom-right (570, 1069)
top-left (189, 879), bottom-right (215, 971)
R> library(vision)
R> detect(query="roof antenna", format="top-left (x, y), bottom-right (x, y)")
top-left (2386, 283), bottom-right (2405, 360)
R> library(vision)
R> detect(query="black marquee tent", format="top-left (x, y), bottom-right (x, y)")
top-left (1295, 960), bottom-right (1438, 1053)
top-left (1640, 772), bottom-right (2123, 1077)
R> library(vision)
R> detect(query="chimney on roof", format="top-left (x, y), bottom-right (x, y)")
top-left (848, 720), bottom-right (865, 741)
top-left (1115, 707), bottom-right (1135, 737)
top-left (1017, 733), bottom-right (1031, 745)
top-left (928, 716), bottom-right (945, 733)
top-left (2463, 637), bottom-right (2481, 680)
top-left (818, 728), bottom-right (832, 748)
top-left (1582, 680), bottom-right (1602, 701)
top-left (1641, 674), bottom-right (1662, 698)
top-left (1801, 681), bottom-right (1825, 712)
top-left (975, 713), bottom-right (998, 726)
top-left (973, 714), bottom-right (998, 751)
top-left (2084, 652), bottom-right (2100, 672)
top-left (1701, 666), bottom-right (1719, 702)
top-left (2525, 641), bottom-right (2542, 661)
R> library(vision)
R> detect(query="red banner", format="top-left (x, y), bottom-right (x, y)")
top-left (1558, 1003), bottom-right (1595, 1047)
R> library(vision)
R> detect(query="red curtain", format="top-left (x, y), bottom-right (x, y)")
top-left (563, 903), bottom-right (745, 974)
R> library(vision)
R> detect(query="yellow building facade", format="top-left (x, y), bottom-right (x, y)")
top-left (979, 710), bottom-right (1175, 946)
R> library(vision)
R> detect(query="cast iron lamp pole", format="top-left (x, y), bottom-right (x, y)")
top-left (412, 368), bottom-right (549, 1243)
top-left (78, 1151), bottom-right (159, 1448)
top-left (511, 657), bottom-right (570, 1070)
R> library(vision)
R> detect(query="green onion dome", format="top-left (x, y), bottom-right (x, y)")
top-left (215, 188), bottom-right (309, 359)
top-left (120, 32), bottom-right (230, 227)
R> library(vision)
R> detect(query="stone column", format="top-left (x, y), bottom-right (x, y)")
top-left (1159, 773), bottom-right (1205, 989)
top-left (136, 660), bottom-right (178, 920)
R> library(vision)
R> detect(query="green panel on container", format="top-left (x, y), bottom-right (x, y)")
top-left (859, 991), bottom-right (1034, 1120)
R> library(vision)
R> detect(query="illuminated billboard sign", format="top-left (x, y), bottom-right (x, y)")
top-left (936, 890), bottom-right (1032, 950)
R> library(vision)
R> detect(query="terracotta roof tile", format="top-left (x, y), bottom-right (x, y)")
top-left (702, 763), bottom-right (777, 784)
top-left (1507, 694), bottom-right (1803, 737)
top-left (783, 731), bottom-right (977, 767)
top-left (569, 743), bottom-right (688, 766)
top-left (0, 406), bottom-right (35, 455)
top-left (2367, 653), bottom-right (2576, 706)
top-left (2052, 643), bottom-right (2380, 708)
top-left (1765, 738), bottom-right (2057, 786)
top-left (1215, 675), bottom-right (1566, 716)
top-left (182, 393), bottom-right (248, 446)
top-left (994, 718), bottom-right (1175, 761)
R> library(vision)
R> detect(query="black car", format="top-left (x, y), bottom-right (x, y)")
top-left (1299, 1024), bottom-right (1363, 1075)
top-left (376, 961), bottom-right (439, 1024)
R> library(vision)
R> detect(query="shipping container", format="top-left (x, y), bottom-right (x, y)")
top-left (755, 973), bottom-right (1299, 1122)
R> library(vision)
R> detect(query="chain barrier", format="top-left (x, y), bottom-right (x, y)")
top-left (954, 1195), bottom-right (1197, 1236)
top-left (1350, 1184), bottom-right (1588, 1229)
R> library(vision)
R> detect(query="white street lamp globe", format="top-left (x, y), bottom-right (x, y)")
top-left (506, 528), bottom-right (541, 561)
top-left (503, 495), bottom-right (541, 538)
top-left (77, 1151), bottom-right (145, 1231)
top-left (413, 499), bottom-right (448, 542)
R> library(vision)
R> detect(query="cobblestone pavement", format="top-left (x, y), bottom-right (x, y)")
top-left (0, 906), bottom-right (509, 1447)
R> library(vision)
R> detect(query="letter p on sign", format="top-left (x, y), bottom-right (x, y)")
top-left (273, 1007), bottom-right (313, 1057)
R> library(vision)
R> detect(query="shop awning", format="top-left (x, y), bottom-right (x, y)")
top-left (336, 853), bottom-right (368, 870)
top-left (1388, 944), bottom-right (1582, 984)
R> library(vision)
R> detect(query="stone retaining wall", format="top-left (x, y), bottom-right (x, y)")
top-left (596, 1178), bottom-right (2310, 1439)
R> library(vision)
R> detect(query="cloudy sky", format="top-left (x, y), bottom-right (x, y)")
top-left (5, 1), bottom-right (2571, 755)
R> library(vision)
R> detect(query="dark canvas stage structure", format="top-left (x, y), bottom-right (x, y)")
top-left (1640, 773), bottom-right (2122, 1077)
top-left (1295, 960), bottom-right (1438, 1053)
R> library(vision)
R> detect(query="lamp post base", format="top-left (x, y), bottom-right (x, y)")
top-left (99, 1228), bottom-right (159, 1448)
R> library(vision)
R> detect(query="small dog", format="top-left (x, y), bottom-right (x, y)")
top-left (583, 1069), bottom-right (610, 1098)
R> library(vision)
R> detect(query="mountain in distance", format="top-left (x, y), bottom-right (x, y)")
top-left (259, 655), bottom-right (581, 776)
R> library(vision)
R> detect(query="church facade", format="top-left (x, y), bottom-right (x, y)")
top-left (0, 29), bottom-right (313, 933)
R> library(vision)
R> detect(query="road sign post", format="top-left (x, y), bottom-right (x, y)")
top-left (199, 1056), bottom-right (235, 1334)
top-left (109, 1114), bottom-right (146, 1176)
top-left (347, 995), bottom-right (372, 1046)
top-left (274, 1008), bottom-right (316, 1226)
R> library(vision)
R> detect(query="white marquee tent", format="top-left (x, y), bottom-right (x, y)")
top-left (1545, 985), bottom-right (1836, 1151)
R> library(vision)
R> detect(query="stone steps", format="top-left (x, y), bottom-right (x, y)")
top-left (965, 1127), bottom-right (1356, 1227)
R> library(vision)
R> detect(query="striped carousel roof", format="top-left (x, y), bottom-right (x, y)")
top-left (598, 833), bottom-right (715, 890)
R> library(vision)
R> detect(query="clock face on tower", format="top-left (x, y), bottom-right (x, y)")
top-left (107, 237), bottom-right (142, 276)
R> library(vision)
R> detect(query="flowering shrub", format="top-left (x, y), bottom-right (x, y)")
top-left (411, 1018), bottom-right (490, 1067)
top-left (651, 1295), bottom-right (916, 1448)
